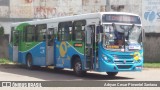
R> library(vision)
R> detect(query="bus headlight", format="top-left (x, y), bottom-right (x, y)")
top-left (102, 54), bottom-right (108, 60)
top-left (102, 54), bottom-right (112, 63)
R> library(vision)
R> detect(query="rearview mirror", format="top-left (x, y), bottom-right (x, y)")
top-left (96, 25), bottom-right (103, 34)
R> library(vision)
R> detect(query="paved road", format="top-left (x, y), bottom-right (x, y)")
top-left (0, 65), bottom-right (160, 90)
top-left (0, 65), bottom-right (160, 81)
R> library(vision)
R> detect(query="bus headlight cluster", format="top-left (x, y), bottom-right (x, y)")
top-left (102, 54), bottom-right (108, 60)
top-left (102, 54), bottom-right (112, 63)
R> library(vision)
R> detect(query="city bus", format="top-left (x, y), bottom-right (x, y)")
top-left (9, 12), bottom-right (144, 76)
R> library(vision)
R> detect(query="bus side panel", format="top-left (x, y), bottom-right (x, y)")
top-left (8, 44), bottom-right (13, 61)
top-left (55, 41), bottom-right (66, 68)
top-left (64, 42), bottom-right (85, 68)
top-left (18, 42), bottom-right (46, 66)
top-left (31, 42), bottom-right (46, 66)
top-left (18, 52), bottom-right (23, 63)
top-left (18, 52), bottom-right (26, 64)
top-left (55, 41), bottom-right (85, 69)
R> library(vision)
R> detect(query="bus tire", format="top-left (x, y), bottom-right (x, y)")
top-left (106, 72), bottom-right (118, 77)
top-left (73, 58), bottom-right (86, 76)
top-left (26, 54), bottom-right (33, 70)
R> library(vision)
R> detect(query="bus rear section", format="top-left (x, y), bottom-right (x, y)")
top-left (9, 23), bottom-right (56, 69)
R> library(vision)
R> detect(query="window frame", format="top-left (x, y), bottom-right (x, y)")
top-left (35, 24), bottom-right (47, 42)
top-left (47, 28), bottom-right (55, 46)
top-left (58, 21), bottom-right (72, 41)
top-left (72, 20), bottom-right (86, 41)
top-left (25, 25), bottom-right (36, 42)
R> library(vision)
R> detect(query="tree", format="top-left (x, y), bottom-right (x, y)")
top-left (0, 26), bottom-right (4, 35)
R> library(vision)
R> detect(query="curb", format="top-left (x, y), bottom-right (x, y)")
top-left (0, 64), bottom-right (22, 68)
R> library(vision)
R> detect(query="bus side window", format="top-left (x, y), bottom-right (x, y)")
top-left (58, 22), bottom-right (72, 41)
top-left (36, 24), bottom-right (47, 42)
top-left (48, 28), bottom-right (54, 46)
top-left (25, 25), bottom-right (35, 42)
top-left (73, 20), bottom-right (86, 41)
top-left (58, 23), bottom-right (62, 41)
top-left (13, 31), bottom-right (19, 46)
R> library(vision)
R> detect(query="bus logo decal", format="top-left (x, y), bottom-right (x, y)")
top-left (59, 42), bottom-right (68, 57)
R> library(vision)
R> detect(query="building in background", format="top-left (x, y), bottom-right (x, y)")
top-left (0, 0), bottom-right (159, 34)
top-left (0, 0), bottom-right (160, 61)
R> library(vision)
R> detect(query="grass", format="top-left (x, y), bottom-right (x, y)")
top-left (0, 58), bottom-right (14, 64)
top-left (144, 63), bottom-right (160, 68)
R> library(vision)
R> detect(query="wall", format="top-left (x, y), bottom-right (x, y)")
top-left (10, 0), bottom-right (34, 18)
top-left (3, 0), bottom-right (160, 33)
top-left (142, 0), bottom-right (160, 33)
top-left (144, 33), bottom-right (160, 62)
top-left (0, 0), bottom-right (160, 62)
top-left (0, 35), bottom-right (9, 58)
top-left (0, 0), bottom-right (107, 34)
top-left (109, 0), bottom-right (142, 16)
top-left (0, 0), bottom-right (9, 18)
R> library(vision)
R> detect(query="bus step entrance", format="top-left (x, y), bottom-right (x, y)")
top-left (85, 48), bottom-right (94, 69)
top-left (86, 57), bottom-right (91, 68)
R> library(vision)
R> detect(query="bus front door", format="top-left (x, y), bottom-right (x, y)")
top-left (46, 28), bottom-right (54, 65)
top-left (85, 25), bottom-right (95, 69)
top-left (12, 30), bottom-right (19, 62)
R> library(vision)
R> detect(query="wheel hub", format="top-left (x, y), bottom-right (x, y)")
top-left (75, 63), bottom-right (81, 73)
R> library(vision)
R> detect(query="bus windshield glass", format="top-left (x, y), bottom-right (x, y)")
top-left (102, 24), bottom-right (142, 52)
top-left (102, 14), bottom-right (141, 24)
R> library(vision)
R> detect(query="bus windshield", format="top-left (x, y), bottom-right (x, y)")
top-left (102, 24), bottom-right (142, 52)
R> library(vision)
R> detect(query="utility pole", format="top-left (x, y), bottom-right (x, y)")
top-left (106, 0), bottom-right (110, 11)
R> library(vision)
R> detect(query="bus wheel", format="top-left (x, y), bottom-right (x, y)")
top-left (26, 54), bottom-right (33, 69)
top-left (106, 72), bottom-right (118, 77)
top-left (73, 58), bottom-right (86, 76)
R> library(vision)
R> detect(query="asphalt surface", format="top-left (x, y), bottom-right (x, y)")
top-left (0, 64), bottom-right (160, 90)
top-left (0, 64), bottom-right (160, 81)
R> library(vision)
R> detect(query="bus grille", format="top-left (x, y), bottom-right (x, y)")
top-left (113, 55), bottom-right (133, 59)
top-left (114, 61), bottom-right (133, 64)
top-left (117, 65), bottom-right (132, 69)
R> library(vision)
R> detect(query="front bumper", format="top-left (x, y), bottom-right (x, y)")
top-left (98, 59), bottom-right (143, 72)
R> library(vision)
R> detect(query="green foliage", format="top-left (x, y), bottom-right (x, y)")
top-left (144, 63), bottom-right (160, 68)
top-left (0, 26), bottom-right (4, 35)
top-left (0, 58), bottom-right (13, 64)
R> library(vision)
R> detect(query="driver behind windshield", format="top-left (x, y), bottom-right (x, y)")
top-left (114, 31), bottom-right (124, 46)
top-left (112, 24), bottom-right (125, 46)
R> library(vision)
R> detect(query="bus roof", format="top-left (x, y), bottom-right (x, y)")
top-left (11, 12), bottom-right (141, 27)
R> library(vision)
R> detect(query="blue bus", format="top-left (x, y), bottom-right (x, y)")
top-left (9, 12), bottom-right (144, 76)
